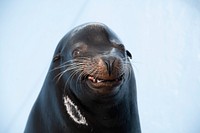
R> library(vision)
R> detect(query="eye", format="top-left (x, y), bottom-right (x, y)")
top-left (126, 50), bottom-right (132, 59)
top-left (53, 53), bottom-right (61, 62)
top-left (118, 44), bottom-right (125, 51)
top-left (72, 49), bottom-right (81, 57)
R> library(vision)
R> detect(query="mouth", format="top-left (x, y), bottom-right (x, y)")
top-left (87, 75), bottom-right (124, 83)
top-left (85, 74), bottom-right (124, 94)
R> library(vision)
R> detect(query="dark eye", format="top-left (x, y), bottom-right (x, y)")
top-left (118, 44), bottom-right (125, 51)
top-left (53, 53), bottom-right (61, 62)
top-left (72, 49), bottom-right (81, 57)
top-left (126, 50), bottom-right (132, 59)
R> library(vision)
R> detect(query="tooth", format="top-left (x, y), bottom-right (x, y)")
top-left (97, 79), bottom-right (102, 83)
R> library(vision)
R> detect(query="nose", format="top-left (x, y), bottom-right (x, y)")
top-left (102, 56), bottom-right (116, 76)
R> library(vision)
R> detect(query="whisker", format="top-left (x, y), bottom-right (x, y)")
top-left (64, 68), bottom-right (83, 90)
top-left (52, 57), bottom-right (91, 86)
top-left (53, 65), bottom-right (82, 81)
top-left (55, 66), bottom-right (84, 83)
top-left (50, 62), bottom-right (85, 72)
top-left (50, 57), bottom-right (90, 72)
top-left (123, 62), bottom-right (132, 80)
top-left (75, 71), bottom-right (86, 91)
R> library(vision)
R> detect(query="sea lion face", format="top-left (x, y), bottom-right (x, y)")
top-left (71, 42), bottom-right (125, 95)
top-left (56, 23), bottom-right (132, 98)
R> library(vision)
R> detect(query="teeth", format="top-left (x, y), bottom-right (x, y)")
top-left (88, 76), bottom-right (103, 83)
top-left (97, 79), bottom-right (103, 83)
top-left (88, 76), bottom-right (96, 82)
top-left (87, 75), bottom-right (123, 83)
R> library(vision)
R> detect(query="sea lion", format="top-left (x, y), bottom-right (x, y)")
top-left (24, 22), bottom-right (141, 133)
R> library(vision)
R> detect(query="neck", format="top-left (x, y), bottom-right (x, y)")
top-left (64, 86), bottom-right (133, 129)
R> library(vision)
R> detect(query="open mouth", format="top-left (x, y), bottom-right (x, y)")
top-left (85, 74), bottom-right (124, 95)
top-left (87, 75), bottom-right (124, 83)
top-left (85, 74), bottom-right (124, 91)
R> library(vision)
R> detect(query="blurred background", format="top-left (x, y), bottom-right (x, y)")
top-left (0, 0), bottom-right (200, 133)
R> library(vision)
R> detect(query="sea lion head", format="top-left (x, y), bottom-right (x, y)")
top-left (24, 22), bottom-right (140, 132)
top-left (52, 22), bottom-right (133, 102)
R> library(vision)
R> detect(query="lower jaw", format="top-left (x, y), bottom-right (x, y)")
top-left (86, 81), bottom-right (122, 96)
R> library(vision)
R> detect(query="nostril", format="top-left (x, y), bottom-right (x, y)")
top-left (103, 58), bottom-right (116, 76)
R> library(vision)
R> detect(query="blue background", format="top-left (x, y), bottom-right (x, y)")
top-left (1, 0), bottom-right (200, 133)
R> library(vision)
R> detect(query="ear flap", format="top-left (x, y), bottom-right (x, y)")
top-left (126, 50), bottom-right (132, 59)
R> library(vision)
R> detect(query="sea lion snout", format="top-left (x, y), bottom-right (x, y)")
top-left (92, 55), bottom-right (124, 80)
top-left (102, 56), bottom-right (116, 76)
top-left (85, 55), bottom-right (124, 94)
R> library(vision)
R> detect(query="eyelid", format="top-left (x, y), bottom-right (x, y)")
top-left (118, 44), bottom-right (125, 50)
top-left (72, 44), bottom-right (88, 57)
top-left (53, 53), bottom-right (61, 62)
top-left (72, 48), bottom-right (81, 57)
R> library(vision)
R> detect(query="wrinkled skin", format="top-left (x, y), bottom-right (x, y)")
top-left (24, 23), bottom-right (141, 133)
